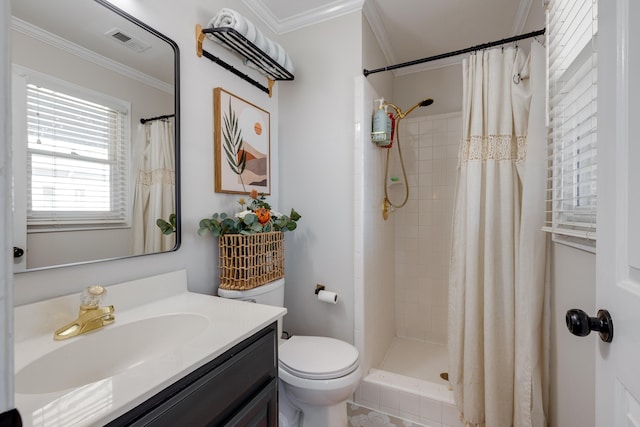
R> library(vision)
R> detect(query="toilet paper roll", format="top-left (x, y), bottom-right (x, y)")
top-left (317, 290), bottom-right (338, 304)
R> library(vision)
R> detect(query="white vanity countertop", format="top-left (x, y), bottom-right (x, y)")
top-left (14, 270), bottom-right (286, 427)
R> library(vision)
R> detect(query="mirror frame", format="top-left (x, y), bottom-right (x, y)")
top-left (16, 0), bottom-right (181, 272)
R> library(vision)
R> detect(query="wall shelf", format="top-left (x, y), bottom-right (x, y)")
top-left (196, 24), bottom-right (294, 97)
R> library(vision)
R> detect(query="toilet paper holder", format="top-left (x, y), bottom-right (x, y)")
top-left (315, 284), bottom-right (338, 304)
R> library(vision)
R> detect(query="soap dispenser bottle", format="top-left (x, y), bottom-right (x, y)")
top-left (371, 98), bottom-right (391, 147)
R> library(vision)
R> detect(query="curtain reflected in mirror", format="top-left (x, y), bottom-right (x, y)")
top-left (132, 119), bottom-right (175, 254)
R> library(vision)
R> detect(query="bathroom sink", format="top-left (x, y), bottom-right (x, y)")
top-left (15, 313), bottom-right (209, 394)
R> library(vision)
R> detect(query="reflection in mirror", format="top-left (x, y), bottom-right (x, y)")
top-left (11, 0), bottom-right (180, 272)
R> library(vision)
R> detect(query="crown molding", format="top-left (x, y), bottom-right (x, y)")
top-left (241, 0), bottom-right (364, 35)
top-left (11, 17), bottom-right (173, 94)
top-left (362, 0), bottom-right (397, 67)
top-left (363, 0), bottom-right (461, 76)
top-left (239, 0), bottom-right (535, 76)
top-left (512, 0), bottom-right (534, 35)
top-left (366, 0), bottom-right (535, 77)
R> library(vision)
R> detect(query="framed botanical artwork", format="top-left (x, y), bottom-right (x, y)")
top-left (214, 87), bottom-right (271, 194)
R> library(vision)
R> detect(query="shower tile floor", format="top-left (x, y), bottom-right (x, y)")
top-left (380, 338), bottom-right (448, 384)
top-left (354, 337), bottom-right (463, 427)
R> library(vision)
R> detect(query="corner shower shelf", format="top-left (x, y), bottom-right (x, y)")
top-left (196, 24), bottom-right (294, 97)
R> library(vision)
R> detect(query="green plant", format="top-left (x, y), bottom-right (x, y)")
top-left (222, 98), bottom-right (247, 190)
top-left (156, 213), bottom-right (177, 235)
top-left (198, 190), bottom-right (301, 237)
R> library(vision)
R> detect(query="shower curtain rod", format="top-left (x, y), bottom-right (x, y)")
top-left (140, 114), bottom-right (175, 124)
top-left (363, 28), bottom-right (545, 77)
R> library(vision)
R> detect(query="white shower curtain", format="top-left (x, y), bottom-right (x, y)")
top-left (132, 120), bottom-right (175, 254)
top-left (448, 43), bottom-right (548, 427)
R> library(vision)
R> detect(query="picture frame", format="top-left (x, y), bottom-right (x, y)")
top-left (214, 87), bottom-right (271, 194)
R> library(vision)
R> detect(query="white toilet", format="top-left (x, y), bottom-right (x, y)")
top-left (217, 278), bottom-right (362, 427)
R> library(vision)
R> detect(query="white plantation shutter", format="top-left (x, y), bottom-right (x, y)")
top-left (545, 0), bottom-right (598, 241)
top-left (25, 79), bottom-right (129, 226)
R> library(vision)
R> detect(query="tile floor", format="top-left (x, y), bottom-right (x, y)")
top-left (348, 402), bottom-right (430, 427)
top-left (354, 338), bottom-right (464, 427)
top-left (381, 338), bottom-right (448, 383)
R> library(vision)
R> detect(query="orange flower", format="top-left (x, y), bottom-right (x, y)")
top-left (250, 189), bottom-right (258, 200)
top-left (254, 207), bottom-right (271, 224)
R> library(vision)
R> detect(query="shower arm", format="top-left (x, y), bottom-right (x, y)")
top-left (385, 102), bottom-right (418, 120)
top-left (385, 99), bottom-right (433, 120)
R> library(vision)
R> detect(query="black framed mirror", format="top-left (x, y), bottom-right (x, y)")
top-left (10, 0), bottom-right (180, 272)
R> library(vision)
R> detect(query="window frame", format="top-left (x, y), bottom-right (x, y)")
top-left (15, 65), bottom-right (131, 231)
top-left (545, 0), bottom-right (598, 252)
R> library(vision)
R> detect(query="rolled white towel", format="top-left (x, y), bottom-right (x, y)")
top-left (245, 40), bottom-right (294, 77)
top-left (263, 39), bottom-right (294, 74)
top-left (271, 41), bottom-right (286, 67)
top-left (263, 38), bottom-right (276, 59)
top-left (206, 8), bottom-right (295, 77)
top-left (283, 53), bottom-right (295, 74)
top-left (207, 8), bottom-right (256, 44)
top-left (252, 27), bottom-right (267, 52)
top-left (242, 17), bottom-right (258, 45)
top-left (208, 9), bottom-right (245, 34)
top-left (267, 41), bottom-right (295, 74)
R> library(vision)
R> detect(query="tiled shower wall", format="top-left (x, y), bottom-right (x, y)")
top-left (391, 112), bottom-right (461, 344)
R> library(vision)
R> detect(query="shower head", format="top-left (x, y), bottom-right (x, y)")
top-left (386, 98), bottom-right (434, 119)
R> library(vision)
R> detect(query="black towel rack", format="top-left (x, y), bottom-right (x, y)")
top-left (196, 24), bottom-right (294, 97)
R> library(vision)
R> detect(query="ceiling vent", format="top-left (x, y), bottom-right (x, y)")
top-left (105, 28), bottom-right (151, 53)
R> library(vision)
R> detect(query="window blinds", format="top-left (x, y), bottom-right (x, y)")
top-left (545, 0), bottom-right (598, 240)
top-left (26, 83), bottom-right (129, 225)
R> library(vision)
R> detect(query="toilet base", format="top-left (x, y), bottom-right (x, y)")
top-left (278, 364), bottom-right (362, 427)
top-left (278, 381), bottom-right (301, 427)
top-left (289, 395), bottom-right (349, 427)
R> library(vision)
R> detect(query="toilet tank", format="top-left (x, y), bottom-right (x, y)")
top-left (217, 278), bottom-right (285, 307)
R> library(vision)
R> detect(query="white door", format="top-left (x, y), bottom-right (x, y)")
top-left (595, 0), bottom-right (640, 425)
top-left (11, 69), bottom-right (28, 272)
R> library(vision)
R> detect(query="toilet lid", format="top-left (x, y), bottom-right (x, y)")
top-left (279, 336), bottom-right (359, 380)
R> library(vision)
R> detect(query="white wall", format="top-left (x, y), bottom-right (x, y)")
top-left (393, 64), bottom-right (463, 118)
top-left (13, 0), bottom-right (281, 305)
top-left (362, 17), bottom-right (393, 101)
top-left (549, 243), bottom-right (595, 427)
top-left (353, 76), bottom-right (397, 374)
top-left (356, 16), bottom-right (396, 373)
top-left (277, 12), bottom-right (361, 344)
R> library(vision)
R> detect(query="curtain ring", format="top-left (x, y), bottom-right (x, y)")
top-left (513, 73), bottom-right (521, 84)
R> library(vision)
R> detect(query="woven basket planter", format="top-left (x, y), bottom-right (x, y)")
top-left (218, 231), bottom-right (285, 290)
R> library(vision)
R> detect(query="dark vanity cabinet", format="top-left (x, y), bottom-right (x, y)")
top-left (107, 322), bottom-right (278, 426)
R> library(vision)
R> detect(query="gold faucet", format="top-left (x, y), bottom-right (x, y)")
top-left (54, 285), bottom-right (115, 340)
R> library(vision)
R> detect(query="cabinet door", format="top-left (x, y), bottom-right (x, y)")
top-left (223, 379), bottom-right (278, 427)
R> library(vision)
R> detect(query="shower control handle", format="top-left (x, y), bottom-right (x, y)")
top-left (566, 308), bottom-right (613, 343)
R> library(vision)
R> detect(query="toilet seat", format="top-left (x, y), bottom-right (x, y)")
top-left (279, 336), bottom-right (359, 380)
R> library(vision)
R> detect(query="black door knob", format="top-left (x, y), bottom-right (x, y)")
top-left (13, 247), bottom-right (24, 258)
top-left (566, 308), bottom-right (613, 343)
